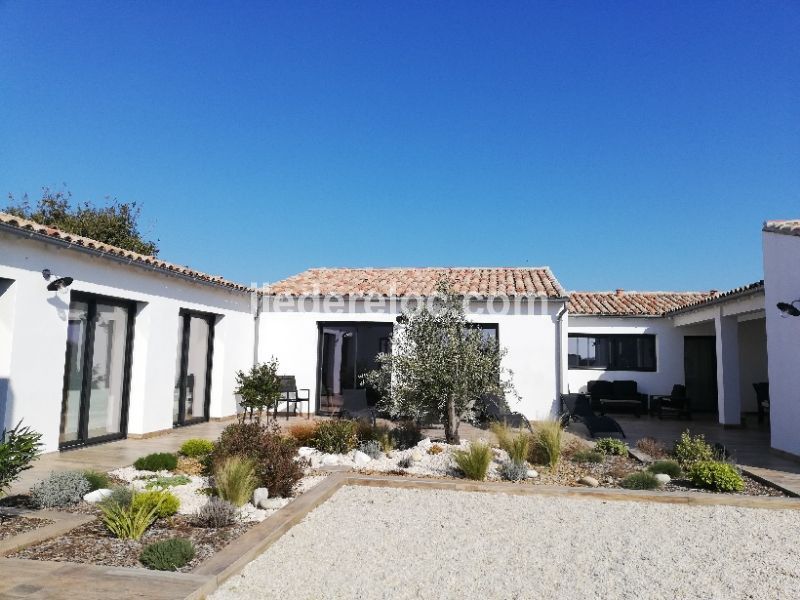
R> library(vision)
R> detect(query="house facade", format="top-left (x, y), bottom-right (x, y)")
top-left (0, 211), bottom-right (798, 459)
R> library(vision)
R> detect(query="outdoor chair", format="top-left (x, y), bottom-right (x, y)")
top-left (586, 380), bottom-right (646, 417)
top-left (560, 393), bottom-right (626, 438)
top-left (650, 384), bottom-right (692, 420)
top-left (753, 382), bottom-right (770, 424)
top-left (274, 375), bottom-right (311, 420)
top-left (477, 394), bottom-right (532, 431)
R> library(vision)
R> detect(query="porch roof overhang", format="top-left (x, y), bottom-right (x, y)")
top-left (667, 281), bottom-right (765, 327)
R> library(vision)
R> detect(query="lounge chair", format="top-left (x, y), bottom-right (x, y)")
top-left (650, 384), bottom-right (692, 419)
top-left (476, 394), bottom-right (532, 431)
top-left (560, 393), bottom-right (626, 438)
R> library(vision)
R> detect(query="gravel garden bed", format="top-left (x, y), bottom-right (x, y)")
top-left (0, 514), bottom-right (54, 541)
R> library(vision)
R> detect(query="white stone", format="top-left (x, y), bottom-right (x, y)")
top-left (409, 450), bottom-right (423, 463)
top-left (654, 473), bottom-right (671, 485)
top-left (353, 450), bottom-right (372, 465)
top-left (416, 438), bottom-right (433, 450)
top-left (253, 487), bottom-right (270, 508)
top-left (526, 469), bottom-right (539, 479)
top-left (321, 454), bottom-right (341, 466)
top-left (297, 447), bottom-right (316, 458)
top-left (578, 476), bottom-right (599, 487)
top-left (83, 488), bottom-right (112, 503)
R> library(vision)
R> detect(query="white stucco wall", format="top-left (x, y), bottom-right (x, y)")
top-left (258, 297), bottom-right (565, 421)
top-left (737, 317), bottom-right (768, 413)
top-left (566, 315), bottom-right (714, 398)
top-left (0, 231), bottom-right (254, 452)
top-left (763, 230), bottom-right (800, 457)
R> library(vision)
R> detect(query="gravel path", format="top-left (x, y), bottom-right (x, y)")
top-left (212, 486), bottom-right (800, 600)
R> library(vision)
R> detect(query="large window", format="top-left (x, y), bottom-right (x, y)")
top-left (173, 310), bottom-right (216, 426)
top-left (568, 334), bottom-right (656, 371)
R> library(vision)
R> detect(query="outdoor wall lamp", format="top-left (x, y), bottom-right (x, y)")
top-left (776, 300), bottom-right (800, 317)
top-left (42, 268), bottom-right (74, 292)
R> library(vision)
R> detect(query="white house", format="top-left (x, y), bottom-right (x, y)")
top-left (1, 211), bottom-right (798, 460)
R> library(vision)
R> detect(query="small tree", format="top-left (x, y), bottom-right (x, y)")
top-left (0, 421), bottom-right (43, 496)
top-left (235, 358), bottom-right (282, 422)
top-left (362, 281), bottom-right (515, 444)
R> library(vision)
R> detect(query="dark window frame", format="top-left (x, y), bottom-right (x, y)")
top-left (567, 333), bottom-right (656, 372)
top-left (173, 308), bottom-right (216, 427)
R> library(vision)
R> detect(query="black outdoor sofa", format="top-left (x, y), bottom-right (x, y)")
top-left (560, 393), bottom-right (626, 438)
top-left (586, 380), bottom-right (647, 417)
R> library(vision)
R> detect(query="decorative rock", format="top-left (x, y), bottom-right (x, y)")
top-left (654, 473), bottom-right (671, 485)
top-left (353, 450), bottom-right (372, 465)
top-left (578, 476), bottom-right (600, 488)
top-left (416, 438), bottom-right (432, 450)
top-left (259, 497), bottom-right (290, 511)
top-left (297, 447), bottom-right (316, 458)
top-left (321, 454), bottom-right (340, 466)
top-left (526, 469), bottom-right (539, 479)
top-left (83, 488), bottom-right (112, 503)
top-left (409, 450), bottom-right (423, 463)
top-left (253, 487), bottom-right (270, 508)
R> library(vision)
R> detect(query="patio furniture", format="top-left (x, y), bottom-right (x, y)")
top-left (586, 380), bottom-right (647, 417)
top-left (753, 382), bottom-right (770, 424)
top-left (274, 375), bottom-right (311, 420)
top-left (650, 384), bottom-right (692, 419)
top-left (560, 393), bottom-right (626, 438)
top-left (477, 394), bottom-right (532, 431)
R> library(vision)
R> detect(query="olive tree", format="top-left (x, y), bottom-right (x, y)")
top-left (362, 282), bottom-right (515, 444)
top-left (235, 358), bottom-right (283, 422)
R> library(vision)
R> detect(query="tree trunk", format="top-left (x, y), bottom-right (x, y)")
top-left (444, 396), bottom-right (460, 444)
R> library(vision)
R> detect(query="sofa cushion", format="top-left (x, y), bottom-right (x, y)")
top-left (587, 380), bottom-right (613, 398)
top-left (612, 380), bottom-right (639, 399)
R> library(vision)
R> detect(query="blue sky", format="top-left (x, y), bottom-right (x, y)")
top-left (1, 1), bottom-right (798, 291)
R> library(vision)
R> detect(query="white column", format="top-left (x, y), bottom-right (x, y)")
top-left (715, 312), bottom-right (741, 425)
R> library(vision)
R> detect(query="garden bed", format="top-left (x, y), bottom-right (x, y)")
top-left (0, 513), bottom-right (53, 541)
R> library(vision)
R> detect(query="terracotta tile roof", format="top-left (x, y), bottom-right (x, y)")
top-left (568, 290), bottom-right (715, 316)
top-left (0, 211), bottom-right (250, 292)
top-left (763, 219), bottom-right (800, 237)
top-left (664, 280), bottom-right (764, 315)
top-left (268, 267), bottom-right (567, 298)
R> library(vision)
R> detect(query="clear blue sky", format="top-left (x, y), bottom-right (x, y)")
top-left (1, 1), bottom-right (798, 291)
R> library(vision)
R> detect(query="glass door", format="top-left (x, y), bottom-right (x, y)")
top-left (174, 310), bottom-right (215, 426)
top-left (59, 293), bottom-right (134, 449)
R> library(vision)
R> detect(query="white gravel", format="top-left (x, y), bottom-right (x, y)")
top-left (212, 485), bottom-right (800, 600)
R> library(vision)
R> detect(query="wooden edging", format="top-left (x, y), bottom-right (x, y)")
top-left (0, 507), bottom-right (95, 556)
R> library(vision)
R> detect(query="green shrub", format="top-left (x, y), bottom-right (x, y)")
top-left (533, 420), bottom-right (563, 470)
top-left (195, 497), bottom-right (238, 528)
top-left (101, 493), bottom-right (161, 540)
top-left (131, 490), bottom-right (180, 518)
top-left (452, 442), bottom-right (492, 481)
top-left (621, 471), bottom-right (660, 490)
top-left (179, 439), bottom-right (214, 458)
top-left (499, 460), bottom-right (528, 481)
top-left (134, 452), bottom-right (178, 472)
top-left (144, 474), bottom-right (191, 490)
top-left (358, 440), bottom-right (383, 459)
top-left (0, 421), bottom-right (43, 496)
top-left (489, 422), bottom-right (512, 450)
top-left (356, 421), bottom-right (394, 452)
top-left (312, 420), bottom-right (358, 454)
top-left (211, 422), bottom-right (305, 498)
top-left (647, 460), bottom-right (682, 478)
top-left (83, 470), bottom-right (111, 492)
top-left (140, 538), bottom-right (195, 571)
top-left (594, 438), bottom-right (628, 456)
top-left (672, 431), bottom-right (714, 467)
top-left (571, 449), bottom-right (605, 464)
top-left (103, 485), bottom-right (133, 508)
top-left (214, 456), bottom-right (258, 507)
top-left (506, 433), bottom-right (530, 464)
top-left (30, 471), bottom-right (91, 507)
top-left (389, 420), bottom-right (422, 450)
top-left (687, 461), bottom-right (744, 493)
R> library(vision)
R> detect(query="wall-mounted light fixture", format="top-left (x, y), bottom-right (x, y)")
top-left (776, 300), bottom-right (800, 317)
top-left (42, 268), bottom-right (74, 292)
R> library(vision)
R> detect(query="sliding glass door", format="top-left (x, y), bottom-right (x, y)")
top-left (173, 310), bottom-right (215, 426)
top-left (59, 293), bottom-right (134, 449)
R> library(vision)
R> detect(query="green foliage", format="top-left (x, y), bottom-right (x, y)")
top-left (179, 439), bottom-right (214, 458)
top-left (452, 442), bottom-right (493, 481)
top-left (103, 486), bottom-right (134, 508)
top-left (196, 497), bottom-right (239, 528)
top-left (361, 281), bottom-right (516, 444)
top-left (647, 460), bottom-right (682, 478)
top-left (134, 452), bottom-right (178, 472)
top-left (140, 538), bottom-right (195, 571)
top-left (499, 460), bottom-right (528, 481)
top-left (5, 187), bottom-right (159, 255)
top-left (144, 475), bottom-right (191, 490)
top-left (131, 490), bottom-right (180, 518)
top-left (355, 421), bottom-right (394, 452)
top-left (594, 438), bottom-right (628, 456)
top-left (621, 471), bottom-right (660, 490)
top-left (214, 456), bottom-right (258, 507)
top-left (82, 470), bottom-right (111, 492)
top-left (235, 357), bottom-right (282, 419)
top-left (358, 440), bottom-right (383, 459)
top-left (0, 420), bottom-right (43, 496)
top-left (312, 420), bottom-right (358, 454)
top-left (571, 449), bottom-right (605, 464)
top-left (30, 471), bottom-right (91, 507)
top-left (687, 461), bottom-right (744, 492)
top-left (533, 420), bottom-right (563, 470)
top-left (388, 420), bottom-right (422, 450)
top-left (211, 421), bottom-right (304, 498)
top-left (490, 422), bottom-right (529, 463)
top-left (100, 492), bottom-right (161, 540)
top-left (672, 431), bottom-right (714, 467)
